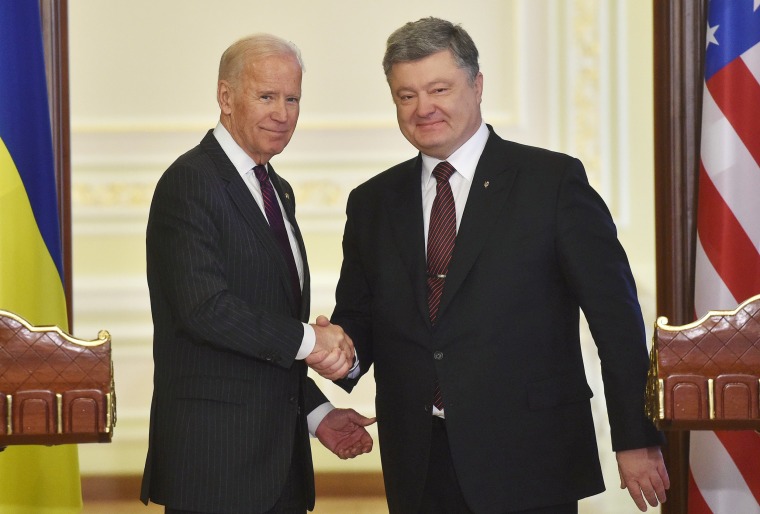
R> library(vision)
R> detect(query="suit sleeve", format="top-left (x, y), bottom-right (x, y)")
top-left (147, 163), bottom-right (304, 368)
top-left (331, 188), bottom-right (375, 392)
top-left (555, 159), bottom-right (662, 451)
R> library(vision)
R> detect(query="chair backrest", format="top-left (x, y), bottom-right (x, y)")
top-left (646, 294), bottom-right (760, 430)
top-left (0, 310), bottom-right (115, 446)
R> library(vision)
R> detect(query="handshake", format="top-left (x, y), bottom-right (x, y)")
top-left (306, 315), bottom-right (355, 380)
top-left (306, 315), bottom-right (375, 461)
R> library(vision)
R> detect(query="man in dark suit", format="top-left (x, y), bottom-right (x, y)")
top-left (332, 17), bottom-right (669, 514)
top-left (141, 34), bottom-right (374, 514)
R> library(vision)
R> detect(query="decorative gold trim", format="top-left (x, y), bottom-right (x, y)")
top-left (0, 310), bottom-right (110, 347)
top-left (106, 393), bottom-right (112, 433)
top-left (6, 395), bottom-right (11, 435)
top-left (658, 379), bottom-right (665, 420)
top-left (56, 394), bottom-right (63, 434)
top-left (109, 362), bottom-right (117, 431)
top-left (708, 378), bottom-right (715, 420)
top-left (655, 293), bottom-right (760, 331)
top-left (645, 340), bottom-right (661, 422)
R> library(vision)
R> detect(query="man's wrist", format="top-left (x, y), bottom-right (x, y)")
top-left (307, 402), bottom-right (334, 436)
top-left (296, 323), bottom-right (316, 360)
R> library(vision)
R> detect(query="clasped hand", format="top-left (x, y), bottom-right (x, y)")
top-left (307, 315), bottom-right (354, 380)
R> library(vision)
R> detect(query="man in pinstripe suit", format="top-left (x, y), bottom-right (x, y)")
top-left (141, 34), bottom-right (374, 514)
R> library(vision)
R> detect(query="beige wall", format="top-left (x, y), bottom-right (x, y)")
top-left (70, 1), bottom-right (654, 511)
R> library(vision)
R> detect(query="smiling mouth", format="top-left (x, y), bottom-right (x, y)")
top-left (262, 128), bottom-right (290, 136)
top-left (417, 119), bottom-right (444, 127)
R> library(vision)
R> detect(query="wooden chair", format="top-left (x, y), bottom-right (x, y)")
top-left (0, 310), bottom-right (115, 446)
top-left (646, 294), bottom-right (760, 430)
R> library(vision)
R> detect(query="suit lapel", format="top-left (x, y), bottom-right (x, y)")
top-left (436, 131), bottom-right (518, 320)
top-left (200, 132), bottom-right (303, 315)
top-left (383, 157), bottom-right (430, 325)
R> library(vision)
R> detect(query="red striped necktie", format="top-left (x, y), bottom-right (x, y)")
top-left (427, 161), bottom-right (457, 410)
top-left (253, 165), bottom-right (301, 305)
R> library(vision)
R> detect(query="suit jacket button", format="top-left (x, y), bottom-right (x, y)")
top-left (433, 351), bottom-right (443, 360)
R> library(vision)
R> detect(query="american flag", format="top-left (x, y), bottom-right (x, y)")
top-left (689, 0), bottom-right (760, 512)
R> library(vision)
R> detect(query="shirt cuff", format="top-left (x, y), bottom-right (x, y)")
top-left (307, 401), bottom-right (334, 437)
top-left (346, 354), bottom-right (361, 379)
top-left (295, 323), bottom-right (316, 360)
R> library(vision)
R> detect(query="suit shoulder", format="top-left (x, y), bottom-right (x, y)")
top-left (155, 142), bottom-right (221, 192)
top-left (351, 156), bottom-right (418, 195)
top-left (496, 137), bottom-right (579, 170)
top-left (164, 144), bottom-right (213, 177)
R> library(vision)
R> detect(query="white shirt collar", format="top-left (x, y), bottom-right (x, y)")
top-left (421, 122), bottom-right (489, 185)
top-left (213, 122), bottom-right (260, 177)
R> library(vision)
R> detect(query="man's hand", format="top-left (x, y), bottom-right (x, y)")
top-left (307, 315), bottom-right (354, 380)
top-left (616, 446), bottom-right (670, 512)
top-left (316, 408), bottom-right (376, 459)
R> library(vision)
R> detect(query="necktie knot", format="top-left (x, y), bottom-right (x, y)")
top-left (432, 161), bottom-right (456, 184)
top-left (253, 164), bottom-right (269, 183)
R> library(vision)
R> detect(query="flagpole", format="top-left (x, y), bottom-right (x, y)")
top-left (653, 0), bottom-right (708, 513)
top-left (39, 0), bottom-right (73, 330)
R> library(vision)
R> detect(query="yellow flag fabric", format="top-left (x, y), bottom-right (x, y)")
top-left (0, 2), bottom-right (82, 512)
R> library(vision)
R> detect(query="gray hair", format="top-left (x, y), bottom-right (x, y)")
top-left (382, 17), bottom-right (479, 83)
top-left (219, 34), bottom-right (304, 86)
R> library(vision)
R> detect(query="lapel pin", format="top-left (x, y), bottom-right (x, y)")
top-left (285, 192), bottom-right (291, 200)
top-left (484, 180), bottom-right (490, 189)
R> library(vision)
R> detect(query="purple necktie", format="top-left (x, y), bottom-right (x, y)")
top-left (253, 165), bottom-right (301, 305)
top-left (427, 161), bottom-right (457, 410)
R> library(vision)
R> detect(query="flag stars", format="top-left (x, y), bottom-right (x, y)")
top-left (706, 23), bottom-right (719, 49)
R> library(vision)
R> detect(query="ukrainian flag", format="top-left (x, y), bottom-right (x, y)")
top-left (0, 2), bottom-right (82, 512)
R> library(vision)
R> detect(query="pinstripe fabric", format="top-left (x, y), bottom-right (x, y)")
top-left (141, 131), bottom-right (325, 513)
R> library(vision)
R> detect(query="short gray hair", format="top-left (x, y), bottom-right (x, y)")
top-left (219, 34), bottom-right (304, 86)
top-left (382, 17), bottom-right (479, 83)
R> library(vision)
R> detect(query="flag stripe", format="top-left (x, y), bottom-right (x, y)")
top-left (700, 86), bottom-right (760, 247)
top-left (745, 41), bottom-right (760, 82)
top-left (689, 470), bottom-right (714, 514)
top-left (696, 165), bottom-right (760, 303)
top-left (714, 431), bottom-right (760, 504)
top-left (694, 236), bottom-right (738, 316)
top-left (706, 53), bottom-right (760, 166)
top-left (0, 140), bottom-right (68, 323)
top-left (690, 431), bottom-right (760, 514)
top-left (0, 1), bottom-right (63, 279)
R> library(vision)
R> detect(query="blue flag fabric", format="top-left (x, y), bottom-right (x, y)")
top-left (0, 2), bottom-right (82, 512)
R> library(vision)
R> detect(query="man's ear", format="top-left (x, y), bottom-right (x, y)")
top-left (217, 80), bottom-right (233, 114)
top-left (475, 72), bottom-right (484, 103)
